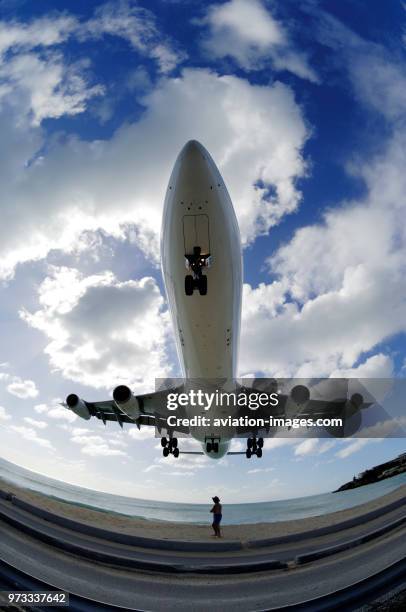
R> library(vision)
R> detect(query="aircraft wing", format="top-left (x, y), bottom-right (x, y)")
top-left (234, 389), bottom-right (367, 437)
top-left (63, 386), bottom-right (190, 435)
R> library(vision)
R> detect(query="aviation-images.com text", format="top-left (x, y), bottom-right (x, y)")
top-left (164, 389), bottom-right (343, 432)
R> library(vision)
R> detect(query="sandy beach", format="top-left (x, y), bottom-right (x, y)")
top-left (0, 476), bottom-right (404, 542)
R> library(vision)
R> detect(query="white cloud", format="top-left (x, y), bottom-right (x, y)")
top-left (335, 439), bottom-right (378, 459)
top-left (0, 406), bottom-right (11, 421)
top-left (329, 354), bottom-right (394, 378)
top-left (240, 127), bottom-right (406, 377)
top-left (0, 4), bottom-right (183, 129)
top-left (0, 373), bottom-right (39, 398)
top-left (8, 425), bottom-right (54, 450)
top-left (247, 466), bottom-right (275, 474)
top-left (0, 13), bottom-right (103, 126)
top-left (23, 417), bottom-right (48, 429)
top-left (0, 67), bottom-right (308, 279)
top-left (235, 11), bottom-right (406, 379)
top-left (294, 438), bottom-right (319, 456)
top-left (199, 0), bottom-right (318, 82)
top-left (0, 52), bottom-right (104, 125)
top-left (83, 1), bottom-right (185, 73)
top-left (313, 9), bottom-right (406, 122)
top-left (34, 402), bottom-right (78, 423)
top-left (0, 16), bottom-right (77, 55)
top-left (71, 432), bottom-right (127, 457)
top-left (294, 439), bottom-right (336, 457)
top-left (21, 267), bottom-right (171, 390)
top-left (128, 427), bottom-right (156, 441)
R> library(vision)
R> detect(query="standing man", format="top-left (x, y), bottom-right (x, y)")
top-left (210, 496), bottom-right (222, 537)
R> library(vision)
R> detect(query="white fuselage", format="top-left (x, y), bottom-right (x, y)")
top-left (161, 140), bottom-right (243, 457)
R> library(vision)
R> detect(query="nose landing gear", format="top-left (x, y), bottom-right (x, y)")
top-left (185, 247), bottom-right (210, 296)
top-left (161, 437), bottom-right (179, 458)
top-left (205, 437), bottom-right (220, 454)
top-left (245, 437), bottom-right (264, 458)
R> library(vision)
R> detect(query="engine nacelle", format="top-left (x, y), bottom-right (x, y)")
top-left (113, 385), bottom-right (141, 420)
top-left (66, 394), bottom-right (90, 420)
top-left (290, 385), bottom-right (310, 405)
top-left (350, 393), bottom-right (364, 410)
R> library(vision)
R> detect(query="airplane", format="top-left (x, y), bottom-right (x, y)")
top-left (63, 140), bottom-right (368, 459)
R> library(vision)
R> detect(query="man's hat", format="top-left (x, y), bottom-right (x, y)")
top-left (212, 496), bottom-right (220, 503)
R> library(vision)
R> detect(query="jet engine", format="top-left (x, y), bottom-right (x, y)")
top-left (290, 384), bottom-right (310, 405)
top-left (113, 385), bottom-right (141, 420)
top-left (66, 394), bottom-right (91, 420)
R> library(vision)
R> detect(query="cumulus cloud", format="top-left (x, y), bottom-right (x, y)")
top-left (34, 402), bottom-right (78, 423)
top-left (0, 373), bottom-right (39, 398)
top-left (199, 0), bottom-right (318, 82)
top-left (0, 67), bottom-right (308, 279)
top-left (7, 379), bottom-right (38, 399)
top-left (21, 267), bottom-right (171, 389)
top-left (0, 3), bottom-right (183, 128)
top-left (71, 432), bottom-right (128, 457)
top-left (23, 417), bottom-right (48, 429)
top-left (0, 51), bottom-right (103, 126)
top-left (128, 427), bottom-right (156, 441)
top-left (0, 14), bottom-right (103, 126)
top-left (329, 354), bottom-right (394, 378)
top-left (235, 9), bottom-right (406, 378)
top-left (240, 128), bottom-right (406, 377)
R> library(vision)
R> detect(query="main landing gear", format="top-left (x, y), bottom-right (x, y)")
top-left (161, 437), bottom-right (179, 458)
top-left (245, 437), bottom-right (264, 459)
top-left (185, 246), bottom-right (210, 296)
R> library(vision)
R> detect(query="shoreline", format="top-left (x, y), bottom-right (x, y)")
top-left (0, 475), bottom-right (404, 542)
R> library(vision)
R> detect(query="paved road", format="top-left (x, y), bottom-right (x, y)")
top-left (0, 507), bottom-right (405, 610)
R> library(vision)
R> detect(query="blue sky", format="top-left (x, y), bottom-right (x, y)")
top-left (0, 0), bottom-right (405, 503)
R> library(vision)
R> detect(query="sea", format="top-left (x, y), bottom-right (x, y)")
top-left (0, 457), bottom-right (404, 525)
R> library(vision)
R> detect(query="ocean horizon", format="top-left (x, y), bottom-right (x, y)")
top-left (0, 457), bottom-right (404, 525)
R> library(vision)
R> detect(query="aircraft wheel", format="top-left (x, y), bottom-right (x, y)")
top-left (171, 438), bottom-right (178, 448)
top-left (247, 438), bottom-right (253, 449)
top-left (173, 448), bottom-right (179, 458)
top-left (198, 275), bottom-right (207, 296)
top-left (163, 447), bottom-right (170, 457)
top-left (246, 449), bottom-right (252, 459)
top-left (258, 438), bottom-right (264, 448)
top-left (213, 442), bottom-right (219, 453)
top-left (185, 275), bottom-right (194, 295)
top-left (256, 448), bottom-right (263, 458)
top-left (160, 437), bottom-right (167, 447)
top-left (206, 442), bottom-right (212, 452)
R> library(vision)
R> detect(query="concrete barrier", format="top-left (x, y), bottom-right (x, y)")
top-left (0, 503), bottom-right (287, 573)
top-left (295, 515), bottom-right (406, 565)
top-left (2, 488), bottom-right (405, 554)
top-left (9, 497), bottom-right (243, 552)
top-left (246, 493), bottom-right (406, 549)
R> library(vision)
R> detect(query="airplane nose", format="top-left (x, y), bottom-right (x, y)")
top-left (180, 139), bottom-right (206, 160)
top-left (176, 140), bottom-right (210, 189)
